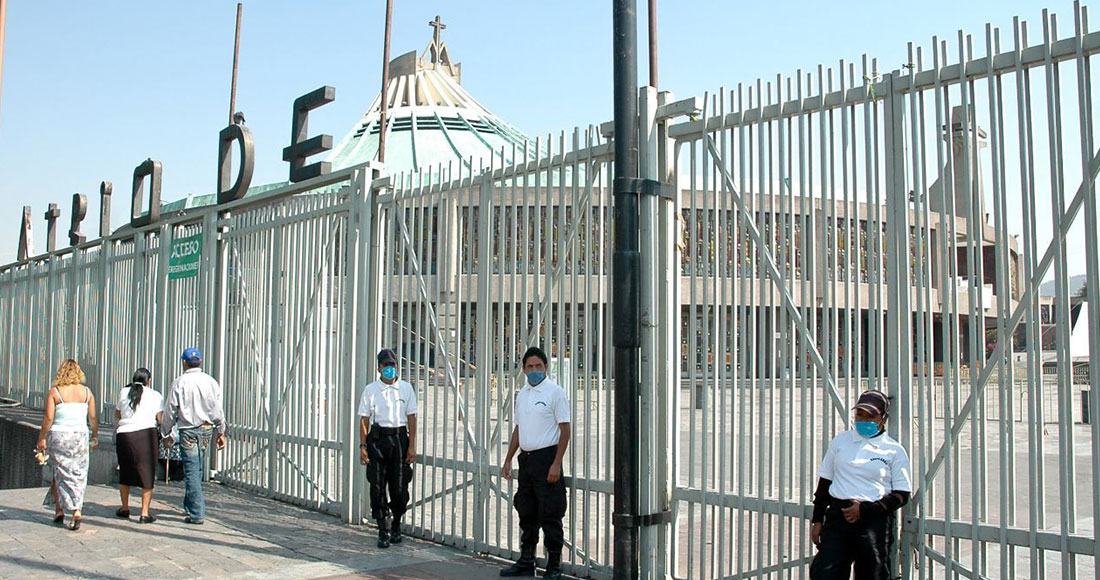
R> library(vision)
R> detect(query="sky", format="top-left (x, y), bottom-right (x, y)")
top-left (0, 0), bottom-right (1080, 266)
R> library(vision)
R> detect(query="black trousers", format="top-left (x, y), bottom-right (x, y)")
top-left (365, 427), bottom-right (413, 522)
top-left (513, 445), bottom-right (567, 555)
top-left (810, 503), bottom-right (895, 580)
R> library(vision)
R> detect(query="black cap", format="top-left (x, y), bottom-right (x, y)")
top-left (377, 349), bottom-right (398, 366)
top-left (854, 390), bottom-right (889, 417)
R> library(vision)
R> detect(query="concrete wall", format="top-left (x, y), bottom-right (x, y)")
top-left (0, 406), bottom-right (118, 490)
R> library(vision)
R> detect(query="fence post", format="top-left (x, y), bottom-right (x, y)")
top-left (474, 174), bottom-right (494, 551)
top-left (95, 239), bottom-right (114, 412)
top-left (883, 70), bottom-right (914, 576)
top-left (154, 224), bottom-right (172, 391)
top-left (349, 167), bottom-right (384, 523)
top-left (637, 85), bottom-right (674, 579)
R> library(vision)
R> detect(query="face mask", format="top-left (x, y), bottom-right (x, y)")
top-left (855, 421), bottom-right (881, 438)
top-left (526, 370), bottom-right (546, 385)
top-left (381, 366), bottom-right (397, 381)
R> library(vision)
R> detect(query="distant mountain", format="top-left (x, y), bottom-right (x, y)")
top-left (1040, 274), bottom-right (1088, 297)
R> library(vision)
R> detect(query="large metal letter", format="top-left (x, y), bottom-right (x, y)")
top-left (131, 158), bottom-right (162, 227)
top-left (69, 193), bottom-right (88, 246)
top-left (17, 206), bottom-right (33, 260)
top-left (282, 86), bottom-right (334, 183)
top-left (218, 123), bottom-right (255, 204)
top-left (44, 203), bottom-right (60, 253)
top-left (99, 181), bottom-right (112, 238)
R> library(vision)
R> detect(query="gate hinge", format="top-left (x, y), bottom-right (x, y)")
top-left (613, 510), bottom-right (674, 528)
top-left (615, 178), bottom-right (675, 200)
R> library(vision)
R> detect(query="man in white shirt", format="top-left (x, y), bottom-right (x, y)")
top-left (161, 348), bottom-right (227, 525)
top-left (500, 346), bottom-right (571, 580)
top-left (358, 348), bottom-right (418, 549)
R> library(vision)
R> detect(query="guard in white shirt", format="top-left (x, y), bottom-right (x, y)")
top-left (500, 346), bottom-right (571, 580)
top-left (809, 390), bottom-right (912, 580)
top-left (358, 348), bottom-right (418, 549)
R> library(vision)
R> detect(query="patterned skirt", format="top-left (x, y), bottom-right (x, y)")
top-left (41, 430), bottom-right (89, 514)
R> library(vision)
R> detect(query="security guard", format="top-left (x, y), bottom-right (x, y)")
top-left (809, 390), bottom-right (912, 580)
top-left (500, 346), bottom-right (571, 580)
top-left (358, 348), bottom-right (418, 548)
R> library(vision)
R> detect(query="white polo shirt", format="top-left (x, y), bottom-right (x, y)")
top-left (818, 429), bottom-right (912, 502)
top-left (513, 376), bottom-right (571, 451)
top-left (357, 378), bottom-right (418, 428)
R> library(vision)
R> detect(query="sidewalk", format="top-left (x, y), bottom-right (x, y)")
top-left (0, 481), bottom-right (519, 580)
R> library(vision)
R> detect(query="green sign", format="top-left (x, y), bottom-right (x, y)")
top-left (168, 233), bottom-right (203, 280)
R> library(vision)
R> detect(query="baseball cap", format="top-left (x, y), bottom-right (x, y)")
top-left (377, 348), bottom-right (398, 366)
top-left (181, 348), bottom-right (202, 366)
top-left (854, 390), bottom-right (889, 416)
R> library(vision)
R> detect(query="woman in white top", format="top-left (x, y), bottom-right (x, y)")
top-left (36, 359), bottom-right (98, 530)
top-left (114, 368), bottom-right (163, 523)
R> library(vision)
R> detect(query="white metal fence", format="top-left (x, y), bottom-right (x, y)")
top-left (1, 5), bottom-right (1099, 580)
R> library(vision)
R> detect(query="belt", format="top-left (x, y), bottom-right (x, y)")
top-left (372, 425), bottom-right (407, 436)
top-left (520, 444), bottom-right (558, 456)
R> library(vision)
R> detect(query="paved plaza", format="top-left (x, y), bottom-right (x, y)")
top-left (0, 482), bottom-right (532, 580)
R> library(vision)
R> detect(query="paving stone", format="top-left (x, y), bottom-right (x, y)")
top-left (0, 483), bottom-right (561, 580)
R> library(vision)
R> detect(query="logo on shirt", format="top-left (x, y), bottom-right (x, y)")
top-left (868, 457), bottom-right (889, 466)
top-left (534, 401), bottom-right (548, 407)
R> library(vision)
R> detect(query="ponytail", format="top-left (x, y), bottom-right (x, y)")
top-left (127, 368), bottom-right (151, 411)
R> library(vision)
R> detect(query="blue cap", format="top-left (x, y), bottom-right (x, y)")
top-left (181, 348), bottom-right (202, 366)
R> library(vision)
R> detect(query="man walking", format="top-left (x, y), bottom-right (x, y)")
top-left (500, 346), bottom-right (571, 580)
top-left (358, 348), bottom-right (418, 548)
top-left (161, 348), bottom-right (226, 525)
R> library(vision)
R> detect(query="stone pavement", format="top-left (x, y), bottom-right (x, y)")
top-left (0, 481), bottom-right (538, 580)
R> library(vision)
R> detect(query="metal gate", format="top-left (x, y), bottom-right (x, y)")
top-left (665, 4), bottom-right (1100, 579)
top-left (367, 134), bottom-right (621, 577)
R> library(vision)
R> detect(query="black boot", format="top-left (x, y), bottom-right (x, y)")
top-left (499, 545), bottom-right (536, 577)
top-left (376, 517), bottom-right (391, 549)
top-left (542, 552), bottom-right (562, 580)
top-left (390, 518), bottom-right (403, 544)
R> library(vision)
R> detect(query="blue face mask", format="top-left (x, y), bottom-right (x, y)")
top-left (381, 366), bottom-right (397, 381)
top-left (855, 421), bottom-right (881, 438)
top-left (526, 370), bottom-right (546, 385)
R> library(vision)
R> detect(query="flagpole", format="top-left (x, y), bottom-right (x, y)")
top-left (377, 0), bottom-right (394, 163)
top-left (229, 3), bottom-right (243, 124)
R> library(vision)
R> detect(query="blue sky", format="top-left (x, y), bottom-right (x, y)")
top-left (0, 0), bottom-right (1071, 263)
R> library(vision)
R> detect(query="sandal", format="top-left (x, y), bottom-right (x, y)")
top-left (115, 508), bottom-right (131, 518)
top-left (67, 515), bottom-right (81, 531)
top-left (52, 513), bottom-right (64, 524)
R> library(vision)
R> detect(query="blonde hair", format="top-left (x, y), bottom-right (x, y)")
top-left (52, 359), bottom-right (86, 388)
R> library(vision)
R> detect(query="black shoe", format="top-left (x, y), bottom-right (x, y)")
top-left (184, 516), bottom-right (204, 525)
top-left (500, 546), bottom-right (537, 577)
top-left (390, 521), bottom-right (403, 544)
top-left (376, 518), bottom-right (391, 548)
top-left (139, 514), bottom-right (157, 524)
top-left (543, 553), bottom-right (563, 580)
top-left (52, 513), bottom-right (64, 524)
top-left (115, 508), bottom-right (131, 519)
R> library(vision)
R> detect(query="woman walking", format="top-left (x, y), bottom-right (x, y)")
top-left (114, 368), bottom-right (162, 523)
top-left (36, 359), bottom-right (98, 530)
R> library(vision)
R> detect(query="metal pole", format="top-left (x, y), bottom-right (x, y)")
top-left (229, 3), bottom-right (242, 125)
top-left (377, 0), bottom-right (394, 164)
top-left (647, 0), bottom-right (658, 89)
top-left (612, 0), bottom-right (640, 578)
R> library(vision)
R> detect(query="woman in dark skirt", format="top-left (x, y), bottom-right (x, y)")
top-left (114, 368), bottom-right (163, 523)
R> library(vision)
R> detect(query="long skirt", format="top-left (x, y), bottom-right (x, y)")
top-left (116, 428), bottom-right (157, 489)
top-left (41, 431), bottom-right (89, 513)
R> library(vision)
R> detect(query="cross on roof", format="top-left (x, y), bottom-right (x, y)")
top-left (429, 15), bottom-right (446, 49)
